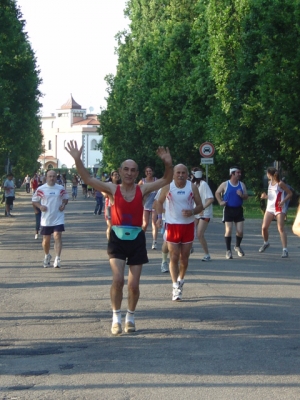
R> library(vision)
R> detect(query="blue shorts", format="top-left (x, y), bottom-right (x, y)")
top-left (40, 224), bottom-right (65, 235)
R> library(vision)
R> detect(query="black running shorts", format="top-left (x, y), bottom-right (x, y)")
top-left (107, 229), bottom-right (149, 266)
top-left (223, 206), bottom-right (244, 223)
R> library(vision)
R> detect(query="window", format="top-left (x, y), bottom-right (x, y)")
top-left (58, 113), bottom-right (68, 117)
top-left (48, 164), bottom-right (53, 169)
top-left (48, 140), bottom-right (52, 150)
top-left (91, 139), bottom-right (97, 150)
top-left (61, 164), bottom-right (67, 168)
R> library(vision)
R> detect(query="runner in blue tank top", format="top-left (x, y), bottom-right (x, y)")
top-left (215, 167), bottom-right (248, 259)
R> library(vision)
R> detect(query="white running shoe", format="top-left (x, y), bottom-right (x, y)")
top-left (35, 234), bottom-right (38, 240)
top-left (53, 257), bottom-right (61, 268)
top-left (152, 241), bottom-right (157, 250)
top-left (259, 243), bottom-right (270, 253)
top-left (202, 254), bottom-right (211, 261)
top-left (172, 286), bottom-right (182, 301)
top-left (281, 249), bottom-right (288, 258)
top-left (234, 246), bottom-right (245, 257)
top-left (226, 250), bottom-right (233, 259)
top-left (43, 254), bottom-right (52, 268)
top-left (161, 261), bottom-right (169, 273)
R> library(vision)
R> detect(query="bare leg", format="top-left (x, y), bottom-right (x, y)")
top-left (197, 219), bottom-right (209, 254)
top-left (262, 212), bottom-right (274, 242)
top-left (53, 232), bottom-right (62, 257)
top-left (127, 264), bottom-right (143, 311)
top-left (142, 210), bottom-right (150, 232)
top-left (109, 258), bottom-right (126, 310)
top-left (178, 243), bottom-right (193, 280)
top-left (42, 235), bottom-right (51, 255)
top-left (168, 242), bottom-right (180, 283)
top-left (151, 209), bottom-right (158, 241)
top-left (276, 213), bottom-right (287, 248)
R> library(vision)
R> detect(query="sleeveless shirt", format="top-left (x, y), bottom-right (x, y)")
top-left (223, 180), bottom-right (243, 207)
top-left (111, 185), bottom-right (143, 227)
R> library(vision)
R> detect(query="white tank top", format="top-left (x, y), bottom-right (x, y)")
top-left (165, 180), bottom-right (194, 224)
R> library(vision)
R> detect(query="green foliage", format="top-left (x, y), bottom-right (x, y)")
top-left (0, 0), bottom-right (42, 178)
top-left (99, 0), bottom-right (300, 191)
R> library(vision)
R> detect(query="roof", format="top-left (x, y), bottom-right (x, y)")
top-left (72, 118), bottom-right (100, 126)
top-left (60, 94), bottom-right (82, 110)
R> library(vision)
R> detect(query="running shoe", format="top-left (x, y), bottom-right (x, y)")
top-left (35, 234), bottom-right (38, 240)
top-left (125, 321), bottom-right (136, 333)
top-left (152, 241), bottom-right (157, 250)
top-left (281, 249), bottom-right (288, 258)
top-left (226, 250), bottom-right (233, 259)
top-left (234, 246), bottom-right (245, 257)
top-left (259, 243), bottom-right (270, 253)
top-left (43, 254), bottom-right (52, 268)
top-left (111, 323), bottom-right (122, 335)
top-left (178, 280), bottom-right (184, 292)
top-left (202, 255), bottom-right (211, 261)
top-left (53, 257), bottom-right (61, 268)
top-left (161, 261), bottom-right (169, 273)
top-left (172, 287), bottom-right (182, 301)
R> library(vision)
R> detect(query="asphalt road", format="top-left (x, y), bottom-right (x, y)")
top-left (0, 188), bottom-right (300, 399)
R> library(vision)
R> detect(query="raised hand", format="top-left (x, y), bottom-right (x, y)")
top-left (65, 140), bottom-right (83, 160)
top-left (156, 146), bottom-right (172, 166)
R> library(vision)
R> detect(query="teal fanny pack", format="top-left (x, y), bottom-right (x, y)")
top-left (112, 225), bottom-right (142, 240)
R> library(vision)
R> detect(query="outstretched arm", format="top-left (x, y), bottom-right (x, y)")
top-left (140, 147), bottom-right (173, 196)
top-left (65, 141), bottom-right (115, 195)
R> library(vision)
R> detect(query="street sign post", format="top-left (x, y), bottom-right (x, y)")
top-left (199, 142), bottom-right (215, 183)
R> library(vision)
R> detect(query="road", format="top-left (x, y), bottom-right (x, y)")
top-left (0, 188), bottom-right (300, 399)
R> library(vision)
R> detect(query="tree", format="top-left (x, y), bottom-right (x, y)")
top-left (0, 0), bottom-right (42, 178)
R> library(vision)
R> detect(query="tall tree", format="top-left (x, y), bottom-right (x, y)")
top-left (0, 0), bottom-right (42, 178)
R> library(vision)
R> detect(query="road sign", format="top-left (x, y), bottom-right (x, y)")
top-left (201, 158), bottom-right (214, 164)
top-left (199, 142), bottom-right (215, 158)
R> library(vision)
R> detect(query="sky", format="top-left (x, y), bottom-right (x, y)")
top-left (16, 0), bottom-right (129, 116)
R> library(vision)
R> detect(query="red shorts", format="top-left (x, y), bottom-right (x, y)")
top-left (165, 222), bottom-right (194, 244)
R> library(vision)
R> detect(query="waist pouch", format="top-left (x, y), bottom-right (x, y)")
top-left (112, 225), bottom-right (142, 241)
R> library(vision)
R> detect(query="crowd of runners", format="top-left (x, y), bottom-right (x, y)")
top-left (3, 140), bottom-right (299, 336)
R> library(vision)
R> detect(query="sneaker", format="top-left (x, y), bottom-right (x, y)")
top-left (172, 286), bottom-right (182, 301)
top-left (202, 254), bottom-right (211, 261)
top-left (43, 254), bottom-right (52, 268)
top-left (226, 250), bottom-right (233, 259)
top-left (35, 234), bottom-right (38, 240)
top-left (111, 323), bottom-right (122, 336)
top-left (281, 249), bottom-right (288, 258)
top-left (259, 243), bottom-right (270, 253)
top-left (161, 261), bottom-right (169, 273)
top-left (234, 246), bottom-right (245, 257)
top-left (178, 280), bottom-right (184, 293)
top-left (53, 257), bottom-right (61, 268)
top-left (124, 321), bottom-right (136, 333)
top-left (152, 241), bottom-right (157, 250)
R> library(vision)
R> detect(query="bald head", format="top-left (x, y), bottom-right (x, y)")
top-left (119, 159), bottom-right (139, 185)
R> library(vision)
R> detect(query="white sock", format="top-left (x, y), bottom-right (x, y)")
top-left (283, 247), bottom-right (288, 251)
top-left (125, 310), bottom-right (135, 324)
top-left (177, 278), bottom-right (184, 286)
top-left (173, 282), bottom-right (179, 289)
top-left (162, 252), bottom-right (168, 262)
top-left (264, 241), bottom-right (269, 245)
top-left (112, 310), bottom-right (121, 324)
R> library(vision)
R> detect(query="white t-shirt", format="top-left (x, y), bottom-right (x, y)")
top-left (195, 180), bottom-right (214, 219)
top-left (32, 183), bottom-right (69, 227)
top-left (154, 188), bottom-right (166, 220)
top-left (4, 179), bottom-right (15, 197)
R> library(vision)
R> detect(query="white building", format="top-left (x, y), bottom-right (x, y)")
top-left (39, 95), bottom-right (102, 172)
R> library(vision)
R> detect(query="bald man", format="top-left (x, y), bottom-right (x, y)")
top-left (66, 141), bottom-right (173, 335)
top-left (156, 164), bottom-right (203, 301)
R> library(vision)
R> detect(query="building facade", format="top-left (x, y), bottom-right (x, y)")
top-left (39, 95), bottom-right (102, 172)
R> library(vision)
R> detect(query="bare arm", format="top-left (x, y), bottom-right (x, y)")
top-left (237, 182), bottom-right (248, 201)
top-left (215, 182), bottom-right (226, 206)
top-left (292, 204), bottom-right (300, 237)
top-left (65, 141), bottom-right (116, 196)
top-left (140, 147), bottom-right (173, 197)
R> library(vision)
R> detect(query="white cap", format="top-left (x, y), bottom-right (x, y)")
top-left (194, 171), bottom-right (203, 179)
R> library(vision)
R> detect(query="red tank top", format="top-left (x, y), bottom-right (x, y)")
top-left (111, 185), bottom-right (143, 227)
